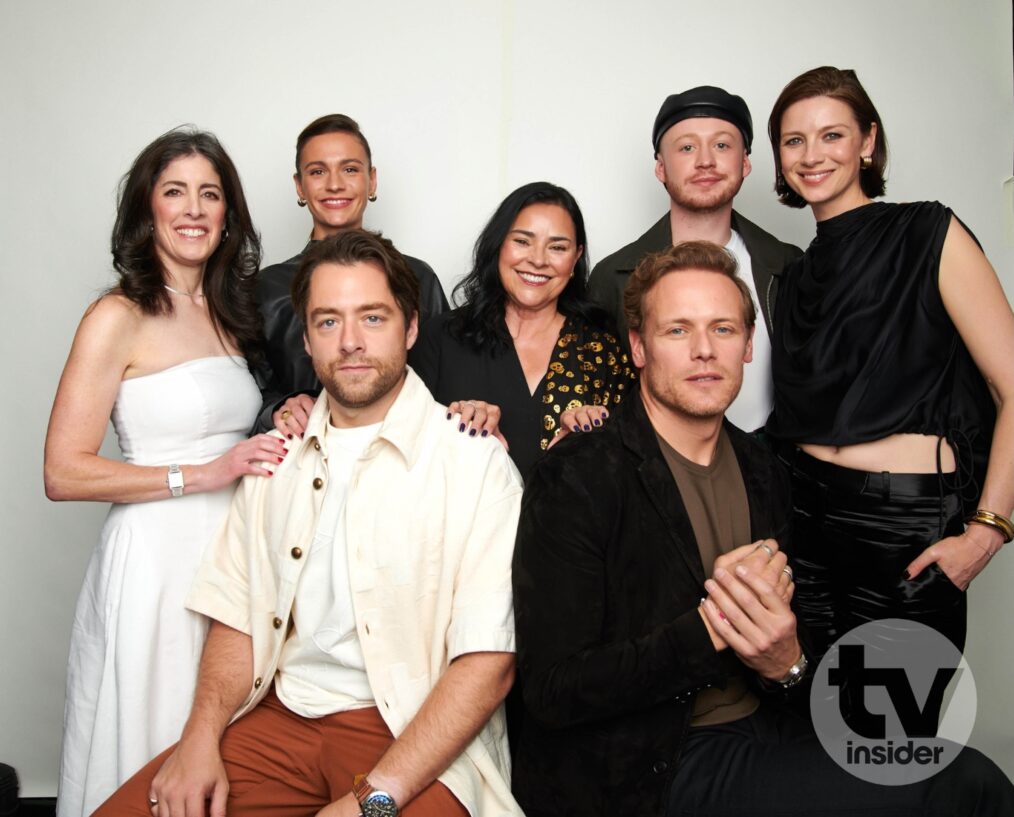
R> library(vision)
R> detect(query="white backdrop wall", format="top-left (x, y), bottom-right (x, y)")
top-left (1, 0), bottom-right (1011, 797)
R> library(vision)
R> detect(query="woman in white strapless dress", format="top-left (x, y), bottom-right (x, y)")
top-left (44, 129), bottom-right (288, 817)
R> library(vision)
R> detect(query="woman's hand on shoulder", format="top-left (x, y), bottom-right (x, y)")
top-left (446, 399), bottom-right (508, 449)
top-left (272, 393), bottom-right (316, 439)
top-left (187, 433), bottom-right (290, 494)
top-left (547, 405), bottom-right (610, 449)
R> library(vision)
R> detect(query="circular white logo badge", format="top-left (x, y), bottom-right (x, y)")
top-left (810, 618), bottom-right (976, 785)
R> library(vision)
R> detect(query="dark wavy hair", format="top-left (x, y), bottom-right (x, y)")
top-left (111, 127), bottom-right (264, 365)
top-left (768, 66), bottom-right (888, 208)
top-left (450, 181), bottom-right (607, 352)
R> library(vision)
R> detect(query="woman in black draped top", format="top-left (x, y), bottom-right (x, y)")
top-left (765, 67), bottom-right (1014, 661)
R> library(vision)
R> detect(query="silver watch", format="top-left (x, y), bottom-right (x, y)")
top-left (775, 652), bottom-right (808, 688)
top-left (166, 464), bottom-right (184, 498)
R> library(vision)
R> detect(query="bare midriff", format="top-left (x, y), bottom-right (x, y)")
top-left (800, 433), bottom-right (956, 474)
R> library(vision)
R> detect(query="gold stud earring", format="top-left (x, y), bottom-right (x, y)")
top-left (860, 155), bottom-right (873, 170)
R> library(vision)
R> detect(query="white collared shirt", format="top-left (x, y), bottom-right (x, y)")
top-left (186, 369), bottom-right (524, 816)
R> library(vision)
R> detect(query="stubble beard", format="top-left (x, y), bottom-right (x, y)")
top-left (314, 353), bottom-right (406, 410)
top-left (666, 175), bottom-right (743, 215)
top-left (644, 366), bottom-right (742, 422)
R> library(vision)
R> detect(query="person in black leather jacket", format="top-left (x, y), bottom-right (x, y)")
top-left (256, 114), bottom-right (448, 433)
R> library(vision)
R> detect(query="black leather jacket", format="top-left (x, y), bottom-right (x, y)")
top-left (254, 242), bottom-right (448, 431)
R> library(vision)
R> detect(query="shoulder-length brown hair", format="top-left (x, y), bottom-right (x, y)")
top-left (111, 127), bottom-right (263, 364)
top-left (768, 66), bottom-right (888, 209)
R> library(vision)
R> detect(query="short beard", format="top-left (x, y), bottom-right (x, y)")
top-left (665, 176), bottom-right (743, 215)
top-left (643, 370), bottom-right (741, 421)
top-left (314, 354), bottom-right (406, 411)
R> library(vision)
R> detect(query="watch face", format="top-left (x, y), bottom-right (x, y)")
top-left (361, 792), bottom-right (398, 817)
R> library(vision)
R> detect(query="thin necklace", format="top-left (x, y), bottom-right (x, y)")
top-left (164, 284), bottom-right (204, 298)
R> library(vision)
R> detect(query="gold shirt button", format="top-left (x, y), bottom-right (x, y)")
top-left (313, 441), bottom-right (321, 451)
top-left (254, 677), bottom-right (262, 689)
top-left (272, 616), bottom-right (283, 629)
top-left (291, 546), bottom-right (303, 559)
top-left (312, 477), bottom-right (324, 489)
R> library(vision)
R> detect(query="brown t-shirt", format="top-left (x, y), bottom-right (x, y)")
top-left (656, 428), bottom-right (760, 726)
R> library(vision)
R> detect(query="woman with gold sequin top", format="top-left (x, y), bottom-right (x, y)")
top-left (410, 181), bottom-right (636, 480)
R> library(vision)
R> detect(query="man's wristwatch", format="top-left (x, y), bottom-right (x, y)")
top-left (352, 774), bottom-right (399, 817)
top-left (774, 652), bottom-right (808, 688)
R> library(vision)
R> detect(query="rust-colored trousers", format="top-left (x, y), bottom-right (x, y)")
top-left (92, 690), bottom-right (467, 817)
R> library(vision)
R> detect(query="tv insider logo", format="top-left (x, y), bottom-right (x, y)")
top-left (810, 619), bottom-right (977, 785)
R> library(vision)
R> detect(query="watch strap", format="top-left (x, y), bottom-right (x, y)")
top-left (167, 464), bottom-right (184, 497)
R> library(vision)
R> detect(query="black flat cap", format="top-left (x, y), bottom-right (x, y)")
top-left (652, 86), bottom-right (753, 154)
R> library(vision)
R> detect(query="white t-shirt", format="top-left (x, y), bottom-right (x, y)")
top-left (724, 230), bottom-right (773, 432)
top-left (275, 420), bottom-right (381, 716)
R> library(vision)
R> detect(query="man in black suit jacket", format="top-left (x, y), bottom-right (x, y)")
top-left (512, 242), bottom-right (1011, 816)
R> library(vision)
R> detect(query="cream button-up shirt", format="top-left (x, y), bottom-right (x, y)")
top-left (186, 369), bottom-right (524, 816)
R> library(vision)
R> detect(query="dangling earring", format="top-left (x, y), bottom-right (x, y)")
top-left (368, 193), bottom-right (378, 203)
top-left (860, 155), bottom-right (873, 170)
top-left (297, 198), bottom-right (307, 207)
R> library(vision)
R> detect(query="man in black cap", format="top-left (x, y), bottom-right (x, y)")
top-left (588, 86), bottom-right (800, 431)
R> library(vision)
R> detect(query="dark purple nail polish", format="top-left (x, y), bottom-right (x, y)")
top-left (902, 570), bottom-right (912, 581)
top-left (583, 424), bottom-right (591, 431)
top-left (469, 428), bottom-right (477, 437)
top-left (593, 419), bottom-right (601, 426)
top-left (459, 423), bottom-right (466, 432)
top-left (481, 429), bottom-right (488, 437)
top-left (446, 412), bottom-right (452, 420)
top-left (573, 425), bottom-right (581, 432)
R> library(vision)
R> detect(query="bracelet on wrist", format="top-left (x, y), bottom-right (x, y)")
top-left (965, 509), bottom-right (1013, 544)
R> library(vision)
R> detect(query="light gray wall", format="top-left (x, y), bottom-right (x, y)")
top-left (1, 0), bottom-right (1011, 797)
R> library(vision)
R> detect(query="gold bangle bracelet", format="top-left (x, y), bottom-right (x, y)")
top-left (966, 510), bottom-right (1014, 544)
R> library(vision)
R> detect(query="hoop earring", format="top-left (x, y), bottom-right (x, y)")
top-left (368, 193), bottom-right (378, 202)
top-left (297, 198), bottom-right (307, 207)
top-left (860, 155), bottom-right (873, 170)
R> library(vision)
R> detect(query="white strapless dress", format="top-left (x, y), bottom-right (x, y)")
top-left (57, 356), bottom-right (260, 817)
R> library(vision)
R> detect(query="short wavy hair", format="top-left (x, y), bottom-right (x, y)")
top-left (624, 241), bottom-right (756, 332)
top-left (291, 229), bottom-right (419, 329)
top-left (768, 66), bottom-right (888, 208)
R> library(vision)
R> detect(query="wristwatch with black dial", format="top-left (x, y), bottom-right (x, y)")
top-left (352, 774), bottom-right (399, 817)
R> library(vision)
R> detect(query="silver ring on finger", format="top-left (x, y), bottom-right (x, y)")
top-left (782, 565), bottom-right (794, 580)
top-left (754, 542), bottom-right (775, 559)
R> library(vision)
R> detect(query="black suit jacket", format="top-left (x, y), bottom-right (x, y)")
top-left (511, 392), bottom-right (793, 816)
top-left (587, 210), bottom-right (802, 349)
top-left (253, 242), bottom-right (448, 431)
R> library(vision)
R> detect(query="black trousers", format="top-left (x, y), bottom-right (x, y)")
top-left (667, 704), bottom-right (1013, 816)
top-left (779, 446), bottom-right (967, 661)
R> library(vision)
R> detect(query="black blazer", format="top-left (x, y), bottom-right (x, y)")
top-left (511, 392), bottom-right (793, 816)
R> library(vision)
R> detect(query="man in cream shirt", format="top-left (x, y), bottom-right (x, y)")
top-left (96, 230), bottom-right (523, 817)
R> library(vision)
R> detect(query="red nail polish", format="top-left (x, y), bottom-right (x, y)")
top-left (277, 457), bottom-right (284, 463)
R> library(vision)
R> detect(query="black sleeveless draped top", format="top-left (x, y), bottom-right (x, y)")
top-left (767, 201), bottom-right (994, 502)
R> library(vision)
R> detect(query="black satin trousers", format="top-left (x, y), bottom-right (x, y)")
top-left (779, 446), bottom-right (967, 661)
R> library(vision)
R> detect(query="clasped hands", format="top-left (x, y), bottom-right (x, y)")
top-left (698, 539), bottom-right (801, 682)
